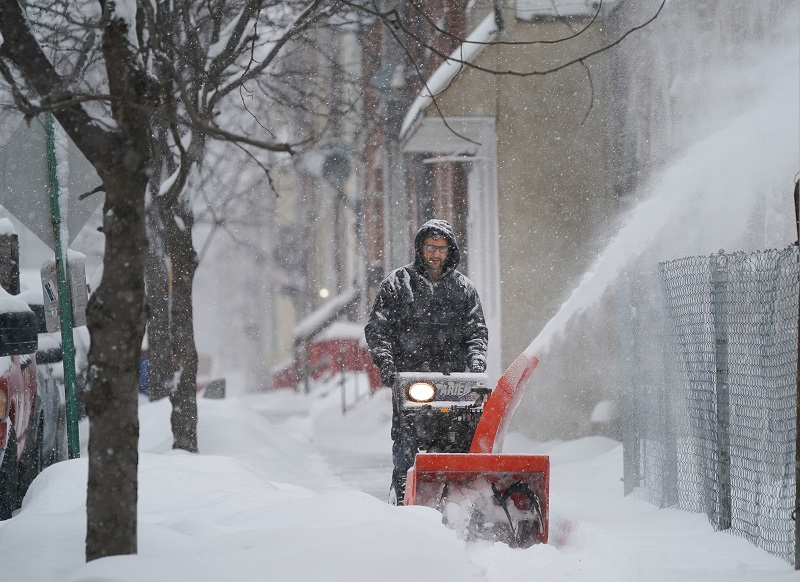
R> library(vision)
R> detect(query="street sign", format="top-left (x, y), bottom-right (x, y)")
top-left (0, 116), bottom-right (103, 248)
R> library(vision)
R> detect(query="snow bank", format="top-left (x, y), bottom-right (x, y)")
top-left (0, 379), bottom-right (796, 581)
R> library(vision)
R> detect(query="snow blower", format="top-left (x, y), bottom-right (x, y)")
top-left (393, 353), bottom-right (548, 547)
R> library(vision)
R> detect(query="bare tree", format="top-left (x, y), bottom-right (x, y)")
top-left (0, 0), bottom-right (303, 559)
top-left (0, 0), bottom-right (369, 559)
top-left (0, 0), bottom-right (154, 559)
top-left (141, 0), bottom-right (363, 450)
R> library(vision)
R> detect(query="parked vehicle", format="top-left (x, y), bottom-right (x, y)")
top-left (0, 293), bottom-right (60, 519)
top-left (33, 330), bottom-right (73, 455)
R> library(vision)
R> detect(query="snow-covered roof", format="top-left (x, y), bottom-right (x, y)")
top-left (317, 321), bottom-right (366, 342)
top-left (293, 286), bottom-right (359, 340)
top-left (399, 12), bottom-right (500, 139)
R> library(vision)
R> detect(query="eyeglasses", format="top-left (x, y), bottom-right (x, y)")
top-left (424, 244), bottom-right (449, 254)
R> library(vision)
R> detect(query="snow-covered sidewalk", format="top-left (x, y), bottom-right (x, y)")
top-left (0, 377), bottom-right (797, 582)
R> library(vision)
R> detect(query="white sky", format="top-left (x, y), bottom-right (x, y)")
top-left (0, 371), bottom-right (797, 581)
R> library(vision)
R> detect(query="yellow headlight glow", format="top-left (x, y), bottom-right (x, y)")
top-left (407, 381), bottom-right (436, 402)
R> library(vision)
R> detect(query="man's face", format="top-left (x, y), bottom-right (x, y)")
top-left (421, 235), bottom-right (449, 276)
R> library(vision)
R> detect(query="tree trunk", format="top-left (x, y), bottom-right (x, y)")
top-left (167, 205), bottom-right (199, 452)
top-left (83, 163), bottom-right (148, 560)
top-left (145, 205), bottom-right (174, 401)
top-left (80, 8), bottom-right (152, 561)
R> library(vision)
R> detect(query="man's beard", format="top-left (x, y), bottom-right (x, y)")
top-left (425, 258), bottom-right (443, 272)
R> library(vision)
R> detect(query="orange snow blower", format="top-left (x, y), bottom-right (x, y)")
top-left (395, 353), bottom-right (548, 547)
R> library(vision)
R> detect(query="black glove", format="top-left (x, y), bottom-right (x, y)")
top-left (380, 365), bottom-right (397, 387)
top-left (469, 358), bottom-right (486, 373)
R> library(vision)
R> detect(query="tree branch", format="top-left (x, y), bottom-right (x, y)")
top-left (0, 0), bottom-right (117, 164)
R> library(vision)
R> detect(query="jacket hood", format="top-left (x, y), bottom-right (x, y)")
top-left (414, 219), bottom-right (460, 273)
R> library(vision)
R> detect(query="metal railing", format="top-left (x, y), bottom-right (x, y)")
top-left (338, 352), bottom-right (369, 415)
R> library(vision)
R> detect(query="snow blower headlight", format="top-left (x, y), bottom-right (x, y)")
top-left (407, 381), bottom-right (436, 403)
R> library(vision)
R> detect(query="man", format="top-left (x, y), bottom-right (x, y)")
top-left (365, 219), bottom-right (488, 502)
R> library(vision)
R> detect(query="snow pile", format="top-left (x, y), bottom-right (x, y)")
top-left (0, 378), bottom-right (797, 581)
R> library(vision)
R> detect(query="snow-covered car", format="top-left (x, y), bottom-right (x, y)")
top-left (0, 292), bottom-right (61, 519)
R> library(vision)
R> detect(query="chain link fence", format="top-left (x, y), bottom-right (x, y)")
top-left (623, 244), bottom-right (798, 564)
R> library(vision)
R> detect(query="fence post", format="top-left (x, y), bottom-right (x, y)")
top-left (711, 251), bottom-right (732, 531)
top-left (618, 271), bottom-right (639, 496)
top-left (296, 338), bottom-right (310, 394)
top-left (659, 267), bottom-right (679, 508)
top-left (339, 352), bottom-right (347, 415)
top-left (793, 177), bottom-right (799, 569)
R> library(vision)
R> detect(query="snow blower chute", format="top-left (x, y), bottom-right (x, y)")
top-left (394, 353), bottom-right (548, 547)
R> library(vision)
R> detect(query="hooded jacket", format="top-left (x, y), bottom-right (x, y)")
top-left (365, 219), bottom-right (488, 380)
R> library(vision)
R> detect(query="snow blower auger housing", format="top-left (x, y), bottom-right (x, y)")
top-left (397, 355), bottom-right (549, 547)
